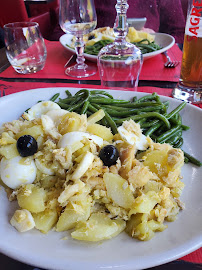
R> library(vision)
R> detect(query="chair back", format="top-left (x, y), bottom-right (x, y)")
top-left (0, 0), bottom-right (29, 28)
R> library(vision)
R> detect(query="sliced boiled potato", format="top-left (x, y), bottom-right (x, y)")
top-left (16, 125), bottom-right (43, 140)
top-left (56, 198), bottom-right (91, 232)
top-left (103, 173), bottom-right (134, 209)
top-left (58, 112), bottom-right (87, 135)
top-left (17, 184), bottom-right (47, 213)
top-left (33, 208), bottom-right (58, 233)
top-left (87, 123), bottom-right (113, 141)
top-left (0, 144), bottom-right (19, 159)
top-left (71, 212), bottom-right (126, 241)
top-left (87, 109), bottom-right (105, 124)
top-left (130, 191), bottom-right (161, 214)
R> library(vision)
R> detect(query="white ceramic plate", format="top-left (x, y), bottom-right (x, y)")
top-left (59, 32), bottom-right (175, 62)
top-left (0, 87), bottom-right (201, 270)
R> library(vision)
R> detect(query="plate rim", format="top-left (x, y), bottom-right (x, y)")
top-left (0, 87), bottom-right (201, 270)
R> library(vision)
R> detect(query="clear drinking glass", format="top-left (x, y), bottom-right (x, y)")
top-left (59, 0), bottom-right (97, 78)
top-left (172, 0), bottom-right (202, 103)
top-left (97, 0), bottom-right (143, 90)
top-left (4, 22), bottom-right (47, 74)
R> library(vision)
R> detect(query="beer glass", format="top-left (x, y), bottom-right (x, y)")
top-left (172, 0), bottom-right (202, 103)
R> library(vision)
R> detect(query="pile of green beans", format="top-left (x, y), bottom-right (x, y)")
top-left (50, 89), bottom-right (201, 167)
top-left (132, 39), bottom-right (162, 54)
top-left (84, 40), bottom-right (113, 55)
top-left (82, 38), bottom-right (161, 56)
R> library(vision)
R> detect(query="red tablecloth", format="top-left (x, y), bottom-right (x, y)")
top-left (0, 40), bottom-right (182, 82)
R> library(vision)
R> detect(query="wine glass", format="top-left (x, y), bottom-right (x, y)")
top-left (59, 0), bottom-right (97, 78)
top-left (97, 0), bottom-right (143, 90)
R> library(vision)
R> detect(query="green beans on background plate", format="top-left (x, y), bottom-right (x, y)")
top-left (82, 38), bottom-right (162, 56)
top-left (49, 89), bottom-right (201, 167)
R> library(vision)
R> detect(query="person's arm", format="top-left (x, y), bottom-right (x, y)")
top-left (158, 0), bottom-right (186, 44)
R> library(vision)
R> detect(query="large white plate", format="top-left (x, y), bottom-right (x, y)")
top-left (59, 32), bottom-right (175, 62)
top-left (0, 87), bottom-right (201, 270)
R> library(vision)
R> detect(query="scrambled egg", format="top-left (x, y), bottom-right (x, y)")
top-left (0, 100), bottom-right (185, 241)
top-left (71, 26), bottom-right (155, 48)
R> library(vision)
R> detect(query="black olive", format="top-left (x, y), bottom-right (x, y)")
top-left (17, 135), bottom-right (38, 157)
top-left (99, 145), bottom-right (119, 167)
top-left (88, 35), bottom-right (95, 40)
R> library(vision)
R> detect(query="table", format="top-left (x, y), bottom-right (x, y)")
top-left (0, 40), bottom-right (201, 270)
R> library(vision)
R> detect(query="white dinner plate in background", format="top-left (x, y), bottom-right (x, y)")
top-left (59, 32), bottom-right (175, 62)
top-left (0, 87), bottom-right (201, 270)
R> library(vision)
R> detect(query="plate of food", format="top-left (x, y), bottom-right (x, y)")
top-left (59, 27), bottom-right (175, 62)
top-left (0, 87), bottom-right (201, 270)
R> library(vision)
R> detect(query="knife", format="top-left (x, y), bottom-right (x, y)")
top-left (64, 54), bottom-right (77, 68)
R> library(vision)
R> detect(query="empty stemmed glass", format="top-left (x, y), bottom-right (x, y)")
top-left (59, 0), bottom-right (97, 78)
top-left (98, 0), bottom-right (143, 90)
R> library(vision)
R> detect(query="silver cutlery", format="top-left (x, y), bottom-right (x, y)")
top-left (0, 90), bottom-right (6, 97)
top-left (64, 54), bottom-right (77, 68)
top-left (163, 51), bottom-right (180, 68)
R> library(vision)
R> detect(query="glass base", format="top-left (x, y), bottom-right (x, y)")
top-left (172, 83), bottom-right (202, 104)
top-left (12, 63), bottom-right (45, 74)
top-left (65, 64), bottom-right (97, 78)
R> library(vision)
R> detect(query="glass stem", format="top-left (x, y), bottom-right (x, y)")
top-left (113, 0), bottom-right (129, 45)
top-left (74, 35), bottom-right (86, 69)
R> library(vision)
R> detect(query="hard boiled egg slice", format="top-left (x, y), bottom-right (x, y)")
top-left (22, 101), bottom-right (61, 121)
top-left (45, 109), bottom-right (68, 126)
top-left (0, 156), bottom-right (37, 189)
top-left (10, 209), bottom-right (35, 232)
top-left (118, 125), bottom-right (148, 150)
top-left (58, 131), bottom-right (103, 149)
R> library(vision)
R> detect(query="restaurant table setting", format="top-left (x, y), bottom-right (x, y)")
top-left (0, 0), bottom-right (201, 269)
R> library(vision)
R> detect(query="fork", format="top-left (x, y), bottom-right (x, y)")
top-left (163, 51), bottom-right (180, 68)
top-left (0, 90), bottom-right (6, 97)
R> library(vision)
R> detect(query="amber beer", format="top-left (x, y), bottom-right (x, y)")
top-left (180, 35), bottom-right (202, 87)
top-left (172, 0), bottom-right (202, 103)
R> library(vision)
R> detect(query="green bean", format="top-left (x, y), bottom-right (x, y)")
top-left (58, 97), bottom-right (77, 103)
top-left (101, 105), bottom-right (133, 111)
top-left (141, 119), bottom-right (159, 128)
top-left (100, 105), bottom-right (164, 117)
top-left (111, 101), bottom-right (162, 108)
top-left (57, 101), bottom-right (70, 110)
top-left (167, 101), bottom-right (187, 119)
top-left (65, 90), bottom-right (72, 97)
top-left (88, 103), bottom-right (99, 113)
top-left (183, 151), bottom-right (202, 167)
top-left (157, 125), bottom-right (181, 143)
top-left (115, 112), bottom-right (171, 129)
top-left (101, 117), bottom-right (109, 127)
top-left (90, 90), bottom-right (114, 99)
top-left (80, 101), bottom-right (89, 114)
top-left (137, 93), bottom-right (160, 103)
top-left (165, 129), bottom-right (182, 145)
top-left (181, 124), bottom-right (190, 130)
top-left (50, 93), bottom-right (60, 102)
top-left (89, 97), bottom-right (129, 104)
top-left (145, 122), bottom-right (161, 136)
top-left (68, 100), bottom-right (86, 112)
top-left (173, 138), bottom-right (184, 148)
